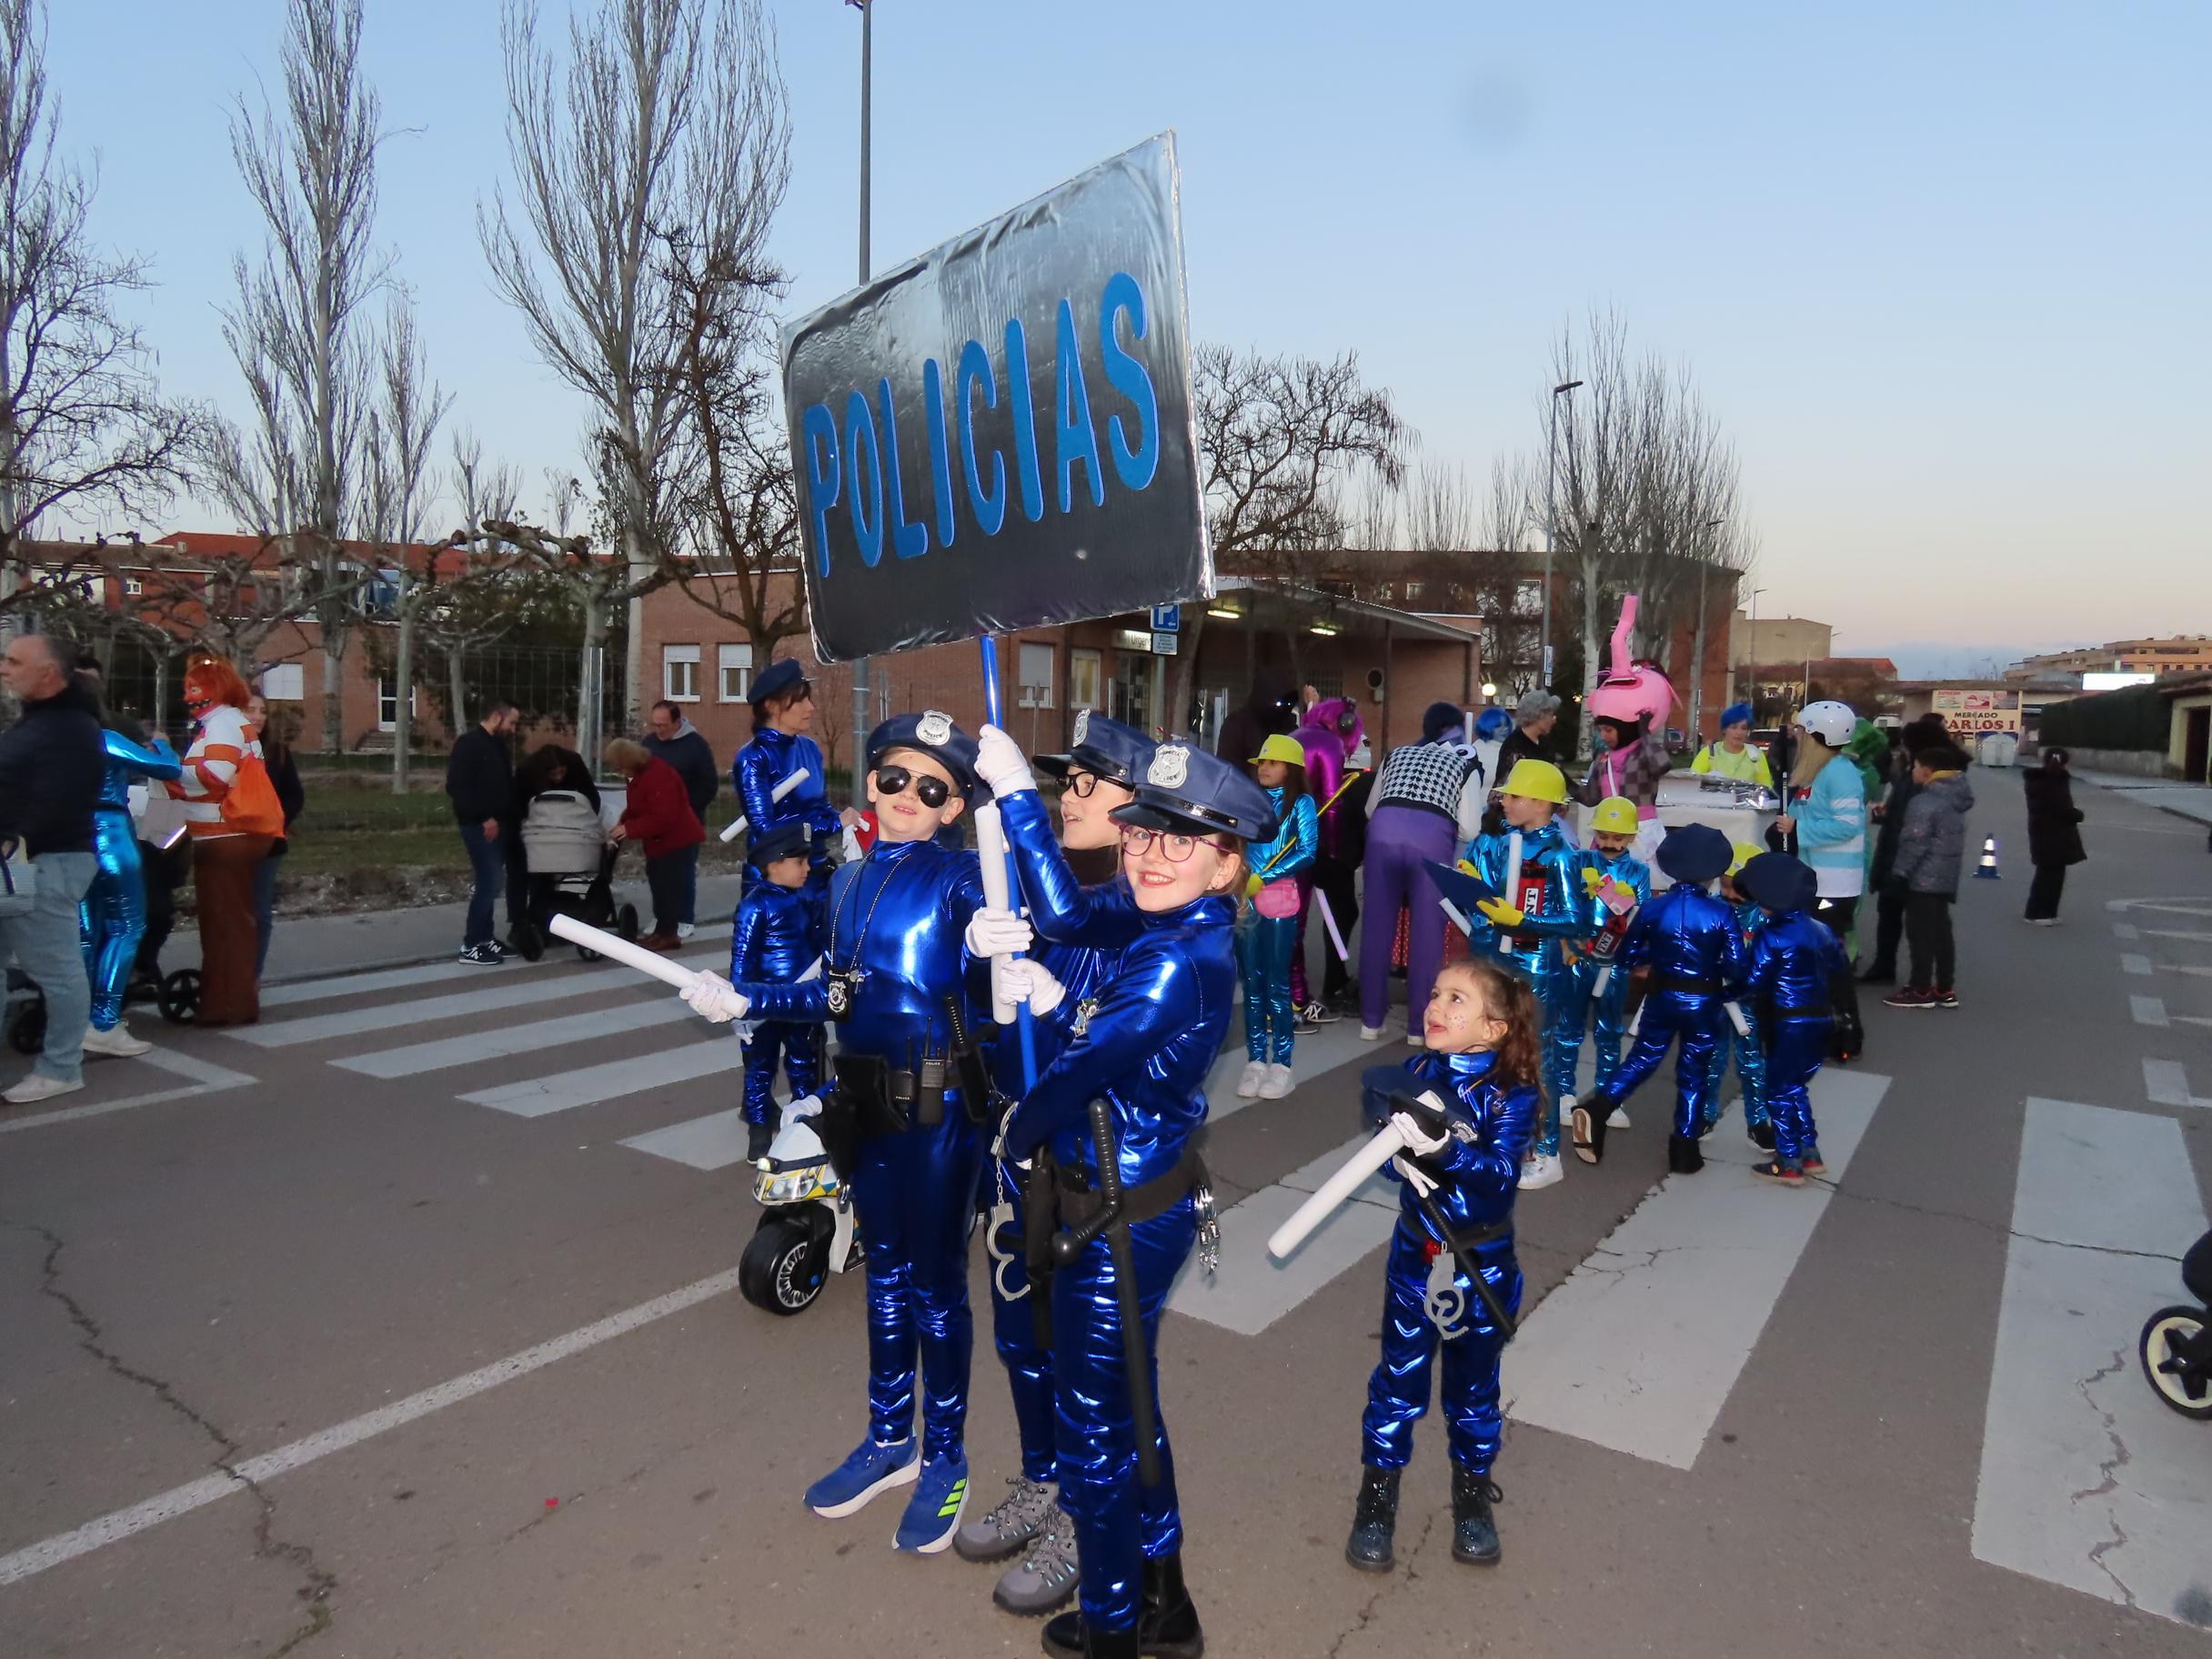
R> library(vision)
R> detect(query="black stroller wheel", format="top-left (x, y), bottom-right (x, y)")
top-left (617, 902), bottom-right (640, 942)
top-left (7, 998), bottom-right (46, 1056)
top-left (510, 920), bottom-right (544, 962)
top-left (157, 969), bottom-right (201, 1025)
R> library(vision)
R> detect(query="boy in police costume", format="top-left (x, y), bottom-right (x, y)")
top-left (729, 819), bottom-right (826, 1165)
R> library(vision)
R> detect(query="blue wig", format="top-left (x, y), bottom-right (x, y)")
top-left (1719, 701), bottom-right (1754, 731)
top-left (1474, 706), bottom-right (1514, 741)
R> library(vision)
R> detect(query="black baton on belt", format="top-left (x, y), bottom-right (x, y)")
top-left (1051, 1099), bottom-right (1163, 1488)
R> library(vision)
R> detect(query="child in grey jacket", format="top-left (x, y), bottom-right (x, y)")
top-left (1882, 741), bottom-right (1974, 1009)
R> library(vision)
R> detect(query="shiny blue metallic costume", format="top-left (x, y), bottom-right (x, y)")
top-left (1002, 890), bottom-right (1237, 1639)
top-left (1551, 846), bottom-right (1652, 1106)
top-left (80, 729), bottom-right (181, 1030)
top-left (1704, 899), bottom-right (1771, 1134)
top-left (732, 727), bottom-right (841, 940)
top-left (1362, 1050), bottom-right (1536, 1473)
top-left (1463, 819), bottom-right (1580, 1155)
top-left (740, 837), bottom-right (990, 1466)
top-left (1237, 786), bottom-right (1317, 1063)
top-left (1743, 909), bottom-right (1847, 1165)
top-left (990, 791), bottom-right (1145, 1486)
top-left (729, 878), bottom-right (823, 1129)
top-left (1593, 885), bottom-right (1749, 1137)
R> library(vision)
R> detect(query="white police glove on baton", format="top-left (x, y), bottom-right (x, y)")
top-left (680, 973), bottom-right (749, 1024)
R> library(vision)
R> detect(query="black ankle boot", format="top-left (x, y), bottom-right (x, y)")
top-left (1667, 1133), bottom-right (1704, 1175)
top-left (1042, 1614), bottom-right (1141, 1659)
top-left (1085, 1628), bottom-right (1141, 1659)
top-left (1139, 1552), bottom-right (1203, 1659)
top-left (1450, 1466), bottom-right (1503, 1565)
top-left (1041, 1612), bottom-right (1083, 1659)
top-left (1344, 1463), bottom-right (1401, 1573)
top-left (746, 1121), bottom-right (775, 1163)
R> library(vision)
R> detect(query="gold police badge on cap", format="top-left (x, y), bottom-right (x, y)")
top-left (1148, 743), bottom-right (1190, 789)
top-left (917, 709), bottom-right (953, 747)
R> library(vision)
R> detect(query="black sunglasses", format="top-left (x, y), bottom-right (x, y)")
top-left (874, 765), bottom-right (951, 809)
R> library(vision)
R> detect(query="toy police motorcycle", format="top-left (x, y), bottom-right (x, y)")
top-left (738, 1096), bottom-right (862, 1315)
top-left (2139, 1226), bottom-right (2212, 1420)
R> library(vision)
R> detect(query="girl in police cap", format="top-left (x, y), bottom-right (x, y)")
top-left (984, 732), bottom-right (1276, 1659)
top-left (731, 659), bottom-right (862, 946)
top-left (688, 709), bottom-right (995, 1557)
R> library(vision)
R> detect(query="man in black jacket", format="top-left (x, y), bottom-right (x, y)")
top-left (446, 699), bottom-right (519, 965)
top-left (644, 699), bottom-right (717, 938)
top-left (1859, 715), bottom-right (1948, 983)
top-left (0, 634), bottom-right (103, 1101)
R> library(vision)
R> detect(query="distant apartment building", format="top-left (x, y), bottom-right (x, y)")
top-left (2006, 636), bottom-right (2212, 681)
top-left (1729, 612), bottom-right (1832, 669)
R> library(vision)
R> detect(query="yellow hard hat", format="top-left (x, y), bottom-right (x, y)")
top-left (1501, 759), bottom-right (1568, 806)
top-left (1590, 796), bottom-right (1640, 837)
top-left (1252, 733), bottom-right (1306, 769)
top-left (1729, 841), bottom-right (1763, 877)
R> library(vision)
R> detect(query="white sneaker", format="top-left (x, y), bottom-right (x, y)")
top-left (4, 1072), bottom-right (84, 1105)
top-left (1258, 1062), bottom-right (1293, 1100)
top-left (677, 922), bottom-right (697, 940)
top-left (1406, 1032), bottom-right (1425, 1049)
top-left (82, 1021), bottom-right (152, 1059)
top-left (1606, 1105), bottom-right (1630, 1130)
top-left (1518, 1151), bottom-right (1564, 1191)
top-left (1235, 1059), bottom-right (1267, 1099)
top-left (1359, 1025), bottom-right (1386, 1042)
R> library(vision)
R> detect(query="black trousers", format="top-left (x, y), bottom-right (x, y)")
top-left (1867, 881), bottom-right (1908, 973)
top-left (1905, 891), bottom-right (1956, 991)
top-left (2026, 863), bottom-right (2067, 920)
top-left (1813, 894), bottom-right (1865, 1034)
top-left (1312, 853), bottom-right (1360, 999)
top-left (646, 852), bottom-right (689, 935)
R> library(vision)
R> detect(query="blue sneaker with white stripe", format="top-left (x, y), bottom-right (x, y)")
top-left (892, 1454), bottom-right (970, 1553)
top-left (804, 1437), bottom-right (918, 1518)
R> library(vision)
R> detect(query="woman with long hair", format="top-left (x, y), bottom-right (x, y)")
top-left (1772, 699), bottom-right (1867, 1056)
top-left (164, 655), bottom-right (280, 1025)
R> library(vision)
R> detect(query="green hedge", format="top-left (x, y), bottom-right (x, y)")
top-left (2038, 684), bottom-right (2170, 752)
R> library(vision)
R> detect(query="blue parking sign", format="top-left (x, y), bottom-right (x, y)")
top-left (1151, 604), bottom-right (1181, 632)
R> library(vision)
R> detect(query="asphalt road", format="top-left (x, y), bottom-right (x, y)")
top-left (3, 769), bottom-right (2207, 1658)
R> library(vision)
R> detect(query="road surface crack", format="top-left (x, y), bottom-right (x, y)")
top-left (1323, 1508), bottom-right (1437, 1659)
top-left (2066, 1348), bottom-right (2139, 1611)
top-left (1803, 1182), bottom-right (2186, 1265)
top-left (5, 1218), bottom-right (338, 1650)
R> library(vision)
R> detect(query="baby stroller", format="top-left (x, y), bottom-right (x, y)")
top-left (2140, 1226), bottom-right (2212, 1420)
top-left (508, 789), bottom-right (638, 963)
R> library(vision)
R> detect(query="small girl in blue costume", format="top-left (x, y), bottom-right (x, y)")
top-left (687, 710), bottom-right (993, 1557)
top-left (1734, 852), bottom-right (1849, 1186)
top-left (728, 819), bottom-right (825, 1165)
top-left (730, 659), bottom-right (858, 942)
top-left (1345, 958), bottom-right (1541, 1575)
top-left (995, 737), bottom-right (1278, 1659)
top-left (81, 701), bottom-right (182, 1057)
top-left (1236, 733), bottom-right (1319, 1101)
top-left (1550, 795), bottom-right (1652, 1134)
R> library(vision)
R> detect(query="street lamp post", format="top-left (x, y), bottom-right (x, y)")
top-left (847, 1), bottom-right (873, 808)
top-left (1541, 379), bottom-right (1581, 690)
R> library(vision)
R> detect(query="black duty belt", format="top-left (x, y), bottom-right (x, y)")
top-left (834, 1051), bottom-right (952, 1134)
top-left (1653, 974), bottom-right (1723, 997)
top-left (1052, 1143), bottom-right (1205, 1232)
top-left (1772, 1001), bottom-right (1833, 1020)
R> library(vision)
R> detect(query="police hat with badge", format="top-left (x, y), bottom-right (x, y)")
top-left (1111, 738), bottom-right (1279, 844)
top-left (746, 818), bottom-right (814, 870)
top-left (748, 658), bottom-right (809, 708)
top-left (866, 709), bottom-right (987, 803)
top-left (1034, 709), bottom-right (1153, 791)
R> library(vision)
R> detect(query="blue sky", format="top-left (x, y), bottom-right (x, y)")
top-left (45, 0), bottom-right (2210, 674)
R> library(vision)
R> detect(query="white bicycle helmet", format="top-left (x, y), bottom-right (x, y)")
top-left (1797, 699), bottom-right (1857, 748)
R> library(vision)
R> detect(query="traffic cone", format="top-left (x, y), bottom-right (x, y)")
top-left (1975, 836), bottom-right (2001, 880)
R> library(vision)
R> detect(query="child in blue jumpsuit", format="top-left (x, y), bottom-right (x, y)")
top-left (1237, 733), bottom-right (1319, 1101)
top-left (953, 712), bottom-right (1155, 1618)
top-left (731, 658), bottom-right (850, 944)
top-left (1345, 959), bottom-right (1541, 1577)
top-left (1735, 852), bottom-right (1848, 1185)
top-left (691, 710), bottom-right (993, 1556)
top-left (998, 739), bottom-right (1278, 1659)
top-left (1551, 795), bottom-right (1651, 1132)
top-left (1570, 823), bottom-right (1748, 1177)
top-left (1460, 759), bottom-right (1582, 1191)
top-left (1702, 843), bottom-right (1774, 1151)
top-left (81, 719), bottom-right (181, 1054)
top-left (729, 819), bottom-right (824, 1164)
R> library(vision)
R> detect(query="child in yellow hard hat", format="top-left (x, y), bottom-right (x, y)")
top-left (1237, 734), bottom-right (1320, 1100)
top-left (1551, 797), bottom-right (1653, 1137)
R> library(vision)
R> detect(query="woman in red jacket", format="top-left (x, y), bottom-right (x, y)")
top-left (604, 739), bottom-right (704, 951)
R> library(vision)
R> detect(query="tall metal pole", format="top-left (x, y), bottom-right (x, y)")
top-left (1540, 380), bottom-right (1581, 692)
top-left (849, 1), bottom-right (873, 808)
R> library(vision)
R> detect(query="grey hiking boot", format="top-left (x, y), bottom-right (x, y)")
top-left (993, 1503), bottom-right (1080, 1614)
top-left (954, 1473), bottom-right (1056, 1563)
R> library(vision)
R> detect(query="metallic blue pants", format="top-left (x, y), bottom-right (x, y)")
top-left (988, 1164), bottom-right (1059, 1484)
top-left (739, 1021), bottom-right (822, 1128)
top-left (847, 1109), bottom-right (986, 1463)
top-left (1502, 951), bottom-right (1577, 1156)
top-left (1549, 957), bottom-right (1632, 1108)
top-left (1361, 1222), bottom-right (1520, 1473)
top-left (1702, 1016), bottom-right (1770, 1132)
top-left (1762, 1018), bottom-right (1831, 1165)
top-left (1235, 911), bottom-right (1298, 1063)
top-left (1053, 1201), bottom-right (1191, 1636)
top-left (79, 809), bottom-right (146, 1031)
top-left (1602, 990), bottom-right (1724, 1140)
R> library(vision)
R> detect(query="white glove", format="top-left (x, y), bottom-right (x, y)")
top-left (1392, 1104), bottom-right (1453, 1157)
top-left (965, 905), bottom-right (1035, 957)
top-left (681, 973), bottom-right (749, 1024)
top-left (1391, 1154), bottom-right (1441, 1199)
top-left (975, 723), bottom-right (1038, 799)
top-left (783, 1093), bottom-right (823, 1124)
top-left (999, 957), bottom-right (1068, 1017)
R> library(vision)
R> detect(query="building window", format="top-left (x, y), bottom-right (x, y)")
top-left (257, 663), bottom-right (304, 701)
top-left (663, 643), bottom-right (700, 702)
top-left (123, 577), bottom-right (144, 597)
top-left (718, 642), bottom-right (753, 702)
top-left (1017, 642), bottom-right (1055, 709)
top-left (376, 678), bottom-right (416, 733)
top-left (1069, 649), bottom-right (1102, 712)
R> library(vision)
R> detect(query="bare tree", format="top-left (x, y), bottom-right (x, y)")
top-left (359, 297), bottom-right (450, 789)
top-left (418, 430), bottom-right (527, 729)
top-left (213, 0), bottom-right (390, 751)
top-left (482, 0), bottom-right (786, 730)
top-left (1172, 343), bottom-right (1412, 723)
top-left (0, 0), bottom-right (208, 612)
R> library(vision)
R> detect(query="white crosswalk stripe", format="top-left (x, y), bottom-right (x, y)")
top-left (334, 999), bottom-right (697, 1079)
top-left (463, 1037), bottom-right (744, 1118)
